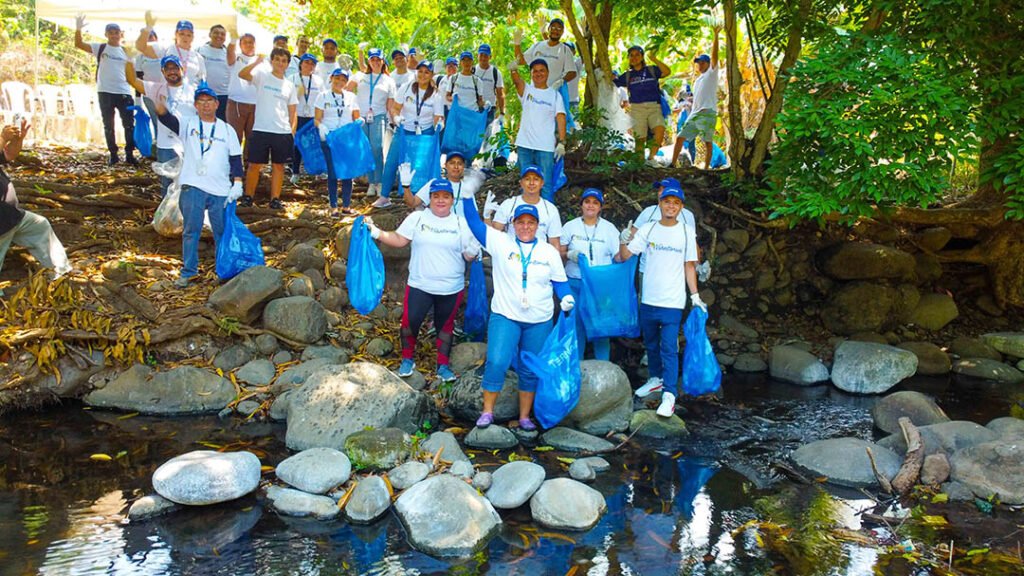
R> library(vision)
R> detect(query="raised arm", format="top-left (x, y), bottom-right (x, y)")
top-left (238, 55), bottom-right (263, 81)
top-left (507, 61), bottom-right (525, 98)
top-left (135, 11), bottom-right (158, 58)
top-left (513, 29), bottom-right (526, 66)
top-left (650, 49), bottom-right (670, 78)
top-left (711, 24), bottom-right (722, 69)
top-left (461, 197), bottom-right (489, 246)
top-left (227, 23), bottom-right (238, 65)
top-left (1, 118), bottom-right (31, 161)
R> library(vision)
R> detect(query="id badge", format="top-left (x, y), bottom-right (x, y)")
top-left (196, 161), bottom-right (207, 176)
top-left (520, 292), bottom-right (530, 309)
top-left (415, 123), bottom-right (422, 136)
top-left (366, 109), bottom-right (374, 122)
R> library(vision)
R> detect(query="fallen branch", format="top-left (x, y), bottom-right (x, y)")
top-left (247, 218), bottom-right (322, 234)
top-left (66, 239), bottom-right (113, 254)
top-left (866, 447), bottom-right (894, 494)
top-left (609, 185), bottom-right (642, 212)
top-left (890, 417), bottom-right (924, 495)
top-left (101, 279), bottom-right (160, 322)
top-left (706, 200), bottom-right (789, 229)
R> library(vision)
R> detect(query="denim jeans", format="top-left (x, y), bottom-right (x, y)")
top-left (482, 313), bottom-right (553, 393)
top-left (380, 126), bottom-right (436, 199)
top-left (180, 185), bottom-right (226, 279)
top-left (517, 147), bottom-right (555, 201)
top-left (156, 147), bottom-right (178, 197)
top-left (362, 115), bottom-right (387, 184)
top-left (291, 116), bottom-right (314, 175)
top-left (640, 303), bottom-right (683, 395)
top-left (568, 278), bottom-right (610, 361)
top-left (320, 140), bottom-right (353, 208)
top-left (98, 92), bottom-right (135, 157)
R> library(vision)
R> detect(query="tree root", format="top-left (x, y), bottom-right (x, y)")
top-left (866, 447), bottom-right (894, 494)
top-left (247, 218), bottom-right (323, 234)
top-left (890, 417), bottom-right (923, 495)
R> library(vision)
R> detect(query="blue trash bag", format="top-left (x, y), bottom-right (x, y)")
top-left (558, 84), bottom-right (575, 129)
top-left (294, 120), bottom-right (328, 175)
top-left (521, 310), bottom-right (581, 429)
top-left (681, 307), bottom-right (722, 395)
top-left (127, 105), bottom-right (152, 157)
top-left (327, 122), bottom-right (375, 180)
top-left (684, 139), bottom-right (727, 169)
top-left (215, 202), bottom-right (265, 281)
top-left (401, 130), bottom-right (441, 192)
top-left (346, 215), bottom-right (386, 315)
top-left (578, 255), bottom-right (640, 339)
top-left (464, 259), bottom-right (489, 342)
top-left (441, 95), bottom-right (489, 161)
top-left (660, 93), bottom-right (672, 118)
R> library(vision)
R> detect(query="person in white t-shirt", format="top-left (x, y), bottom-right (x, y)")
top-left (678, 24), bottom-right (722, 169)
top-left (461, 198), bottom-right (575, 431)
top-left (226, 32), bottom-right (259, 159)
top-left (506, 58), bottom-right (567, 201)
top-left (616, 186), bottom-right (708, 417)
top-left (314, 68), bottom-right (360, 216)
top-left (562, 188), bottom-right (620, 361)
top-left (74, 16), bottom-right (137, 166)
top-left (290, 53), bottom-right (324, 183)
top-left (446, 51), bottom-right (485, 112)
top-left (135, 12), bottom-right (206, 84)
top-left (435, 57), bottom-right (459, 117)
top-left (473, 44), bottom-right (505, 122)
top-left (135, 29), bottom-right (163, 147)
top-left (403, 151), bottom-right (481, 214)
top-left (487, 165), bottom-right (563, 250)
top-left (238, 48), bottom-right (298, 210)
top-left (286, 36), bottom-right (311, 78)
top-left (390, 49), bottom-right (415, 91)
top-left (564, 42), bottom-right (582, 112)
top-left (315, 39), bottom-right (342, 86)
top-left (355, 48), bottom-right (397, 199)
top-left (196, 24), bottom-right (234, 120)
top-left (513, 18), bottom-right (578, 93)
top-left (155, 83), bottom-right (244, 288)
top-left (365, 179), bottom-right (477, 383)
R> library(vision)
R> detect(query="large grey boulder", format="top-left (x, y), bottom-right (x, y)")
top-left (343, 476), bottom-right (391, 524)
top-left (950, 442), bottom-right (1024, 504)
top-left (896, 342), bottom-right (952, 376)
top-left (344, 428), bottom-right (412, 470)
top-left (128, 494), bottom-right (180, 521)
top-left (207, 266), bottom-right (284, 323)
top-left (262, 296), bottom-right (328, 344)
top-left (952, 358), bottom-right (1024, 384)
top-left (153, 450), bottom-right (261, 505)
top-left (871, 391), bottom-right (949, 434)
top-left (821, 282), bottom-right (896, 335)
top-left (485, 461), bottom-right (546, 509)
top-left (987, 417), bottom-right (1024, 440)
top-left (629, 410), bottom-right (689, 440)
top-left (464, 426), bottom-right (518, 450)
top-left (300, 345), bottom-right (350, 364)
top-left (879, 421), bottom-right (999, 456)
top-left (283, 243), bottom-right (326, 272)
top-left (286, 362), bottom-right (435, 451)
top-left (449, 342), bottom-right (488, 373)
top-left (908, 294), bottom-right (959, 331)
top-left (830, 341), bottom-right (918, 394)
top-left (791, 437), bottom-right (900, 488)
top-left (769, 346), bottom-right (830, 385)
top-left (419, 431), bottom-right (469, 462)
top-left (265, 486), bottom-right (339, 520)
top-left (529, 478), bottom-right (607, 531)
top-left (563, 361), bottom-right (633, 435)
top-left (817, 242), bottom-right (915, 281)
top-left (394, 474), bottom-right (501, 557)
top-left (980, 332), bottom-right (1024, 358)
top-left (85, 365), bottom-right (234, 415)
top-left (273, 359), bottom-right (334, 392)
top-left (540, 427), bottom-right (615, 453)
top-left (447, 366), bottom-right (519, 422)
top-left (949, 336), bottom-right (1002, 361)
top-left (275, 447), bottom-right (352, 494)
top-left (388, 461), bottom-right (430, 490)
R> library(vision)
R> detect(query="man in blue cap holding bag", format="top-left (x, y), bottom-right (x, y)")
top-left (473, 44), bottom-right (505, 123)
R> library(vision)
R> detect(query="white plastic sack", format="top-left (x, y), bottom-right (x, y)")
top-left (151, 156), bottom-right (211, 237)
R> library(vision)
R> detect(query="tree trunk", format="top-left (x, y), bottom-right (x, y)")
top-left (723, 0), bottom-right (748, 180)
top-left (562, 0), bottom-right (613, 111)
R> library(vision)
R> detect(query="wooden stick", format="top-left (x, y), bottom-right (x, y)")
top-left (866, 447), bottom-right (893, 494)
top-left (891, 417), bottom-right (923, 495)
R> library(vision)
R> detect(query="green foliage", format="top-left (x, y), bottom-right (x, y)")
top-left (566, 106), bottom-right (644, 176)
top-left (0, 0), bottom-right (94, 84)
top-left (762, 32), bottom-right (974, 223)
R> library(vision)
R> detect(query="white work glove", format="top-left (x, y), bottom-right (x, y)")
top-left (436, 118), bottom-right (445, 131)
top-left (566, 249), bottom-right (580, 263)
top-left (691, 293), bottom-right (708, 312)
top-left (75, 13), bottom-right (87, 30)
top-left (550, 78), bottom-right (564, 91)
top-left (462, 169), bottom-right (486, 197)
top-left (513, 29), bottom-right (523, 46)
top-left (358, 41), bottom-right (369, 51)
top-left (392, 113), bottom-right (402, 126)
top-left (483, 190), bottom-right (499, 220)
top-left (353, 117), bottom-right (365, 126)
top-left (484, 100), bottom-right (493, 111)
top-left (619, 220), bottom-right (634, 244)
top-left (497, 114), bottom-right (506, 125)
top-left (365, 217), bottom-right (381, 240)
top-left (560, 294), bottom-right (575, 312)
top-left (227, 181), bottom-right (244, 202)
top-left (554, 142), bottom-right (565, 160)
top-left (462, 241), bottom-right (482, 260)
top-left (398, 163), bottom-right (415, 187)
top-left (318, 123), bottom-right (330, 142)
top-left (144, 10), bottom-right (156, 29)
top-left (507, 60), bottom-right (518, 73)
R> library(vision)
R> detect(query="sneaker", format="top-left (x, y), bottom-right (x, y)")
top-left (269, 198), bottom-right (283, 210)
top-left (341, 207), bottom-right (355, 215)
top-left (173, 276), bottom-right (190, 289)
top-left (635, 377), bottom-right (663, 397)
top-left (108, 154), bottom-right (120, 166)
top-left (656, 392), bottom-right (677, 417)
top-left (475, 412), bottom-right (494, 428)
top-left (125, 155), bottom-right (139, 167)
top-left (397, 359), bottom-right (415, 377)
top-left (330, 209), bottom-right (340, 219)
top-left (365, 183), bottom-right (378, 197)
top-left (290, 174), bottom-right (300, 185)
top-left (518, 417), bottom-right (537, 432)
top-left (239, 195), bottom-right (254, 207)
top-left (437, 365), bottom-right (456, 382)
top-left (640, 351), bottom-right (649, 366)
top-left (371, 196), bottom-right (392, 209)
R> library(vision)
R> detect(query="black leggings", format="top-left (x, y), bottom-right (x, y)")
top-left (400, 286), bottom-right (463, 365)
top-left (98, 92), bottom-right (135, 156)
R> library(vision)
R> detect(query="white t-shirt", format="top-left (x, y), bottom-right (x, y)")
top-left (197, 44), bottom-right (230, 96)
top-left (251, 69), bottom-right (298, 134)
top-left (136, 53), bottom-right (162, 84)
top-left (395, 82), bottom-right (444, 132)
top-left (91, 44), bottom-right (132, 95)
top-left (523, 41), bottom-right (575, 85)
top-left (562, 217), bottom-right (619, 279)
top-left (414, 176), bottom-right (479, 214)
top-left (634, 204), bottom-right (661, 273)
top-left (391, 69), bottom-right (415, 91)
top-left (292, 73), bottom-right (325, 118)
top-left (144, 79), bottom-right (195, 150)
top-left (567, 57), bottom-right (583, 103)
top-left (484, 227), bottom-right (567, 324)
top-left (286, 55), bottom-right (301, 79)
top-left (177, 116), bottom-right (242, 196)
top-left (355, 72), bottom-right (396, 118)
top-left (627, 210), bottom-right (699, 310)
top-left (314, 89), bottom-right (359, 131)
top-left (150, 42), bottom-right (206, 84)
top-left (515, 83), bottom-right (564, 152)
top-left (395, 210), bottom-right (474, 295)
top-left (473, 65), bottom-right (504, 105)
top-left (447, 73), bottom-right (482, 111)
top-left (493, 195), bottom-right (562, 243)
top-left (228, 53), bottom-right (260, 104)
top-left (691, 66), bottom-right (718, 114)
top-left (315, 61), bottom-right (340, 87)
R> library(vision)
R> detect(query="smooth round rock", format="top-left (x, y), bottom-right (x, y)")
top-left (791, 438), bottom-right (900, 489)
top-left (471, 471), bottom-right (492, 491)
top-left (153, 450), bottom-right (261, 505)
top-left (266, 486), bottom-right (339, 520)
top-left (449, 460), bottom-right (476, 480)
top-left (394, 474), bottom-right (501, 558)
top-left (896, 342), bottom-right (952, 376)
top-left (485, 461), bottom-right (545, 509)
top-left (569, 460), bottom-right (596, 482)
top-left (540, 427), bottom-right (614, 453)
top-left (344, 476), bottom-right (392, 524)
top-left (953, 358), bottom-right (1024, 384)
top-left (529, 478), bottom-right (607, 530)
top-left (389, 461), bottom-right (430, 490)
top-left (871, 391), bottom-right (949, 434)
top-left (950, 442), bottom-right (1024, 505)
top-left (275, 447), bottom-right (352, 494)
top-left (465, 426), bottom-right (518, 450)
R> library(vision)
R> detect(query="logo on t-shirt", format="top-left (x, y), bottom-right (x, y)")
top-left (525, 93), bottom-right (554, 107)
top-left (647, 241), bottom-right (683, 254)
top-left (419, 223), bottom-right (458, 235)
top-left (506, 252), bottom-right (551, 267)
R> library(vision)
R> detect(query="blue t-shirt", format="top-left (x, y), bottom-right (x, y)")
top-left (614, 65), bottom-right (663, 104)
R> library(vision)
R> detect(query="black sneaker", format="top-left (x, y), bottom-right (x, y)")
top-left (239, 195), bottom-right (254, 207)
top-left (108, 155), bottom-right (120, 166)
top-left (269, 198), bottom-right (283, 210)
top-left (126, 155), bottom-right (140, 167)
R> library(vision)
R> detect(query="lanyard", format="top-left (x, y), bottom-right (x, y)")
top-left (516, 239), bottom-right (537, 292)
top-left (582, 219), bottom-right (599, 261)
top-left (331, 91), bottom-right (345, 117)
top-left (175, 45), bottom-right (188, 75)
top-left (413, 84), bottom-right (427, 121)
top-left (302, 75), bottom-right (313, 105)
top-left (367, 73), bottom-right (381, 110)
top-left (199, 119), bottom-right (216, 158)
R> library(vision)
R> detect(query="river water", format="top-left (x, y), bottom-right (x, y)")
top-left (0, 375), bottom-right (1015, 576)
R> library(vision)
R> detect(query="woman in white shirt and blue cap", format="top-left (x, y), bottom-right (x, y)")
top-left (291, 53), bottom-right (323, 183)
top-left (314, 67), bottom-right (361, 216)
top-left (358, 48), bottom-right (397, 200)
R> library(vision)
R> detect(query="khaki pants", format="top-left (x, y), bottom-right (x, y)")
top-left (0, 211), bottom-right (71, 275)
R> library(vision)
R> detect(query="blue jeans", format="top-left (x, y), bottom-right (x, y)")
top-left (517, 147), bottom-right (555, 201)
top-left (180, 185), bottom-right (226, 279)
top-left (482, 313), bottom-right (552, 394)
top-left (640, 303), bottom-right (683, 395)
top-left (320, 140), bottom-right (353, 208)
top-left (361, 115), bottom-right (387, 184)
top-left (156, 147), bottom-right (177, 197)
top-left (568, 278), bottom-right (610, 361)
top-left (380, 126), bottom-right (436, 199)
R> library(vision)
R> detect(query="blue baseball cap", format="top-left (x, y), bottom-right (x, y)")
top-left (660, 187), bottom-right (685, 201)
top-left (694, 54), bottom-right (711, 64)
top-left (549, 18), bottom-right (565, 26)
top-left (105, 23), bottom-right (121, 32)
top-left (322, 38), bottom-right (337, 47)
top-left (528, 58), bottom-right (549, 70)
top-left (656, 177), bottom-right (681, 189)
top-left (416, 60), bottom-right (433, 72)
top-left (367, 48), bottom-right (383, 59)
top-left (330, 68), bottom-right (351, 79)
top-left (176, 20), bottom-right (194, 32)
top-left (300, 53), bottom-right (318, 64)
top-left (628, 45), bottom-right (644, 55)
top-left (513, 204), bottom-right (540, 222)
top-left (445, 57), bottom-right (458, 67)
top-left (391, 48), bottom-right (406, 59)
top-left (581, 188), bottom-right (604, 204)
top-left (408, 47), bottom-right (418, 55)
top-left (520, 165), bottom-right (546, 181)
top-left (445, 151), bottom-right (466, 162)
top-left (273, 34), bottom-right (288, 43)
top-left (459, 51), bottom-right (474, 61)
top-left (194, 82), bottom-right (217, 100)
top-left (429, 179), bottom-right (455, 195)
top-left (160, 55), bottom-right (182, 69)
top-left (478, 44), bottom-right (492, 55)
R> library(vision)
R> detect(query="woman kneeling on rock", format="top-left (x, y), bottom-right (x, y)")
top-left (461, 196), bottom-right (574, 431)
top-left (365, 179), bottom-right (478, 382)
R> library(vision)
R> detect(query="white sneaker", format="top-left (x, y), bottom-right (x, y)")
top-left (366, 183), bottom-right (378, 197)
top-left (371, 196), bottom-right (392, 209)
top-left (290, 174), bottom-right (300, 185)
top-left (656, 392), bottom-right (676, 417)
top-left (635, 377), bottom-right (663, 397)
